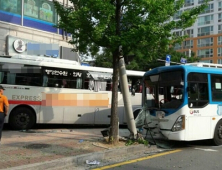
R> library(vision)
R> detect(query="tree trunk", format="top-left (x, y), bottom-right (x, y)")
top-left (109, 0), bottom-right (121, 145)
top-left (109, 50), bottom-right (119, 145)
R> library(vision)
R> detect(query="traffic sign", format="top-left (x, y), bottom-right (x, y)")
top-left (166, 54), bottom-right (171, 63)
top-left (180, 57), bottom-right (187, 64)
top-left (165, 54), bottom-right (171, 66)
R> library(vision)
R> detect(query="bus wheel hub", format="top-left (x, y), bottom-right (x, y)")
top-left (16, 113), bottom-right (29, 125)
top-left (218, 125), bottom-right (222, 139)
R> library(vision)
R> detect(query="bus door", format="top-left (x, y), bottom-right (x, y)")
top-left (186, 72), bottom-right (210, 140)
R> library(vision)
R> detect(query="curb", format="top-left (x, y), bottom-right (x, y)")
top-left (4, 144), bottom-right (166, 170)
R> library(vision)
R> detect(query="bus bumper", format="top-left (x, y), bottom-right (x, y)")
top-left (161, 130), bottom-right (185, 141)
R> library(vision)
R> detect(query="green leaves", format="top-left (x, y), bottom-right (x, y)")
top-left (53, 0), bottom-right (209, 64)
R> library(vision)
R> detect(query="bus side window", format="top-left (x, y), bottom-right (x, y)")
top-left (76, 78), bottom-right (82, 89)
top-left (0, 72), bottom-right (4, 83)
top-left (43, 75), bottom-right (48, 87)
top-left (211, 75), bottom-right (222, 101)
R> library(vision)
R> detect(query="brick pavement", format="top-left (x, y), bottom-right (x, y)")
top-left (0, 128), bottom-right (134, 169)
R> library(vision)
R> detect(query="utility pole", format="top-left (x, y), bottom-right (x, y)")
top-left (118, 46), bottom-right (137, 139)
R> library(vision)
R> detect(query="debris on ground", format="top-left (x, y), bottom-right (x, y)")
top-left (86, 160), bottom-right (100, 165)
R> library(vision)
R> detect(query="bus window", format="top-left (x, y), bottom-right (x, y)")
top-left (87, 71), bottom-right (112, 92)
top-left (0, 63), bottom-right (42, 86)
top-left (211, 75), bottom-right (222, 101)
top-left (43, 74), bottom-right (48, 87)
top-left (128, 76), bottom-right (142, 93)
top-left (0, 72), bottom-right (4, 83)
top-left (43, 67), bottom-right (85, 89)
top-left (188, 73), bottom-right (208, 108)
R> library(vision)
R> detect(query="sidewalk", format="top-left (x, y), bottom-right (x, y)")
top-left (0, 127), bottom-right (168, 170)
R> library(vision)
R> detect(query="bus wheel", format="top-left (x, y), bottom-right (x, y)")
top-left (213, 119), bottom-right (222, 146)
top-left (9, 107), bottom-right (36, 130)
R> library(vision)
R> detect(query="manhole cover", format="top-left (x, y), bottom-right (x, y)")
top-left (24, 143), bottom-right (51, 149)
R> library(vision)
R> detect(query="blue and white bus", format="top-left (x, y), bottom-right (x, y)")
top-left (142, 62), bottom-right (222, 145)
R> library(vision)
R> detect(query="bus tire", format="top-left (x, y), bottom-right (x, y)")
top-left (213, 119), bottom-right (222, 146)
top-left (9, 107), bottom-right (36, 130)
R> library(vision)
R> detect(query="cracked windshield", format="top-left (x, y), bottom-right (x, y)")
top-left (144, 70), bottom-right (184, 109)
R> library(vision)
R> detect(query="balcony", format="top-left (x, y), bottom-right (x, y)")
top-left (184, 3), bottom-right (194, 7)
top-left (197, 32), bottom-right (213, 37)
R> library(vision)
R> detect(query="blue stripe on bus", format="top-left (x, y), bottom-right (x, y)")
top-left (145, 65), bottom-right (222, 76)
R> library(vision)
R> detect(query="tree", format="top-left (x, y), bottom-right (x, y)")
top-left (93, 47), bottom-right (199, 70)
top-left (53, 0), bottom-right (208, 144)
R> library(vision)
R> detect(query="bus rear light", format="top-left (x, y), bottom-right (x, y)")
top-left (172, 115), bottom-right (185, 132)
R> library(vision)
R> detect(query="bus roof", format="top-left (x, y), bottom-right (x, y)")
top-left (0, 55), bottom-right (145, 76)
top-left (144, 63), bottom-right (222, 76)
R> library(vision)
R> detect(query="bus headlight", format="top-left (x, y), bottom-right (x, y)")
top-left (172, 115), bottom-right (185, 132)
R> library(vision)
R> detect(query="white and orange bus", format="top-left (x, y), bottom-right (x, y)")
top-left (0, 55), bottom-right (145, 130)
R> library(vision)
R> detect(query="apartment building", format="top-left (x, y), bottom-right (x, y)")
top-left (0, 0), bottom-right (80, 62)
top-left (173, 0), bottom-right (222, 63)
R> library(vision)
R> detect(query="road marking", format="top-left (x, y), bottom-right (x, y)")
top-left (195, 148), bottom-right (218, 152)
top-left (92, 149), bottom-right (182, 170)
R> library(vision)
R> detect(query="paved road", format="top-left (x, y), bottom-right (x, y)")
top-left (91, 141), bottom-right (222, 170)
top-left (1, 124), bottom-right (163, 170)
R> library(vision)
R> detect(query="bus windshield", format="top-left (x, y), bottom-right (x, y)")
top-left (144, 70), bottom-right (184, 109)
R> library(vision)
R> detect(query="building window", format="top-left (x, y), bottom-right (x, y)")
top-left (198, 49), bottom-right (213, 58)
top-left (198, 37), bottom-right (213, 47)
top-left (198, 15), bottom-right (213, 26)
top-left (0, 0), bottom-right (22, 25)
top-left (198, 0), bottom-right (213, 4)
top-left (200, 4), bottom-right (214, 14)
top-left (219, 25), bottom-right (222, 34)
top-left (218, 59), bottom-right (222, 64)
top-left (198, 26), bottom-right (213, 37)
top-left (184, 29), bottom-right (193, 38)
top-left (173, 10), bottom-right (182, 20)
top-left (217, 47), bottom-right (222, 57)
top-left (0, 0), bottom-right (22, 15)
top-left (183, 40), bottom-right (193, 49)
top-left (184, 50), bottom-right (192, 57)
top-left (173, 31), bottom-right (182, 37)
top-left (24, 0), bottom-right (58, 24)
top-left (0, 0), bottom-right (58, 33)
top-left (218, 36), bottom-right (222, 45)
top-left (218, 48), bottom-right (222, 56)
top-left (219, 13), bottom-right (222, 23)
top-left (174, 43), bottom-right (182, 50)
top-left (184, 0), bottom-right (194, 7)
top-left (219, 2), bottom-right (222, 11)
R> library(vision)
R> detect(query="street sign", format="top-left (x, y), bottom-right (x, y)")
top-left (166, 54), bottom-right (171, 62)
top-left (180, 57), bottom-right (187, 64)
top-left (165, 54), bottom-right (171, 66)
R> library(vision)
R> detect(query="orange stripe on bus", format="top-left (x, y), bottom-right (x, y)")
top-left (9, 100), bottom-right (41, 105)
top-left (8, 99), bottom-right (109, 107)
